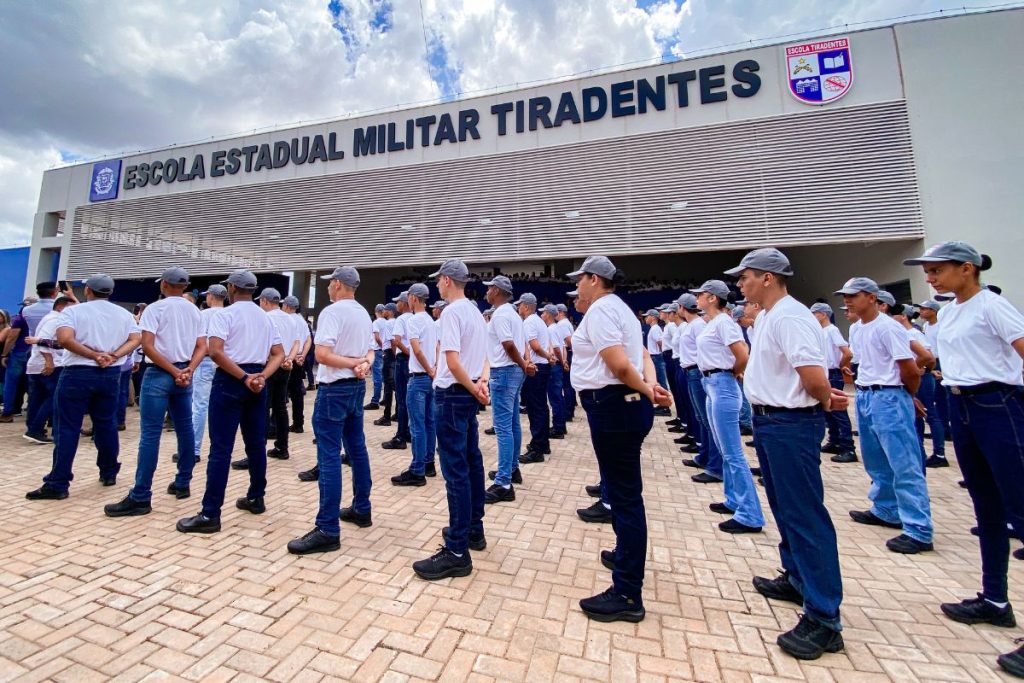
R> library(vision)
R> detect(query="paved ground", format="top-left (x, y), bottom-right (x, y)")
top-left (0, 393), bottom-right (1021, 683)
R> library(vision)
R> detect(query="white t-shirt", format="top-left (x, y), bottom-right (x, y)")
top-left (743, 296), bottom-right (828, 408)
top-left (267, 308), bottom-right (299, 356)
top-left (314, 299), bottom-right (372, 383)
top-left (406, 311), bottom-right (438, 373)
top-left (848, 320), bottom-right (862, 364)
top-left (433, 298), bottom-right (487, 389)
top-left (393, 312), bottom-right (413, 354)
top-left (138, 296), bottom-right (202, 364)
top-left (487, 303), bottom-right (525, 368)
top-left (207, 300), bottom-right (281, 365)
top-left (646, 324), bottom-right (663, 355)
top-left (27, 310), bottom-right (63, 374)
top-left (852, 314), bottom-right (914, 387)
top-left (291, 313), bottom-right (311, 352)
top-left (57, 299), bottom-right (139, 368)
top-left (936, 289), bottom-right (1024, 386)
top-left (677, 317), bottom-right (704, 367)
top-left (922, 321), bottom-right (940, 355)
top-left (907, 326), bottom-right (930, 351)
top-left (662, 321), bottom-right (677, 354)
top-left (547, 323), bottom-right (565, 356)
top-left (696, 313), bottom-right (744, 372)
top-left (556, 318), bottom-right (574, 348)
top-left (371, 317), bottom-right (388, 350)
top-left (199, 306), bottom-right (223, 337)
top-left (822, 324), bottom-right (849, 370)
top-left (570, 293), bottom-right (644, 391)
top-left (523, 313), bottom-right (551, 364)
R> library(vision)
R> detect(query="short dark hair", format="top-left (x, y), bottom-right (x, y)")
top-left (36, 281), bottom-right (57, 298)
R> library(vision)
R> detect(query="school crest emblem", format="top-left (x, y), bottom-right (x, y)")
top-left (785, 37), bottom-right (853, 105)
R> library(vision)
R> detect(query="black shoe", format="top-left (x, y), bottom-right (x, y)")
top-left (26, 486), bottom-right (67, 500)
top-left (413, 546), bottom-right (473, 580)
top-left (424, 463), bottom-right (437, 477)
top-left (673, 436), bottom-right (689, 445)
top-left (719, 518), bottom-right (762, 534)
top-left (236, 496), bottom-right (265, 514)
top-left (579, 587), bottom-right (645, 623)
top-left (886, 533), bottom-right (933, 554)
top-left (998, 642), bottom-right (1024, 677)
top-left (1016, 548), bottom-right (1024, 561)
top-left (519, 450), bottom-right (545, 464)
top-left (749, 467), bottom-right (761, 477)
top-left (691, 472), bottom-right (722, 484)
top-left (549, 431), bottom-right (565, 440)
top-left (831, 451), bottom-right (858, 463)
top-left (577, 501), bottom-right (612, 523)
top-left (709, 502), bottom-right (734, 515)
top-left (231, 458), bottom-right (249, 470)
top-left (777, 613), bottom-right (844, 660)
top-left (487, 469), bottom-right (523, 485)
top-left (600, 550), bottom-right (615, 570)
top-left (391, 470), bottom-right (427, 487)
top-left (667, 426), bottom-right (685, 434)
top-left (680, 444), bottom-right (700, 454)
top-left (484, 427), bottom-right (496, 435)
top-left (341, 454), bottom-right (351, 466)
top-left (268, 448), bottom-right (290, 460)
top-left (100, 476), bottom-right (116, 487)
top-left (176, 514), bottom-right (220, 534)
top-left (171, 452), bottom-right (201, 463)
top-left (104, 496), bottom-right (152, 517)
top-left (288, 425), bottom-right (304, 434)
top-left (820, 443), bottom-right (842, 455)
top-left (745, 440), bottom-right (756, 448)
top-left (666, 418), bottom-right (681, 426)
top-left (519, 407), bottom-right (527, 414)
top-left (22, 432), bottom-right (53, 444)
top-left (585, 484), bottom-right (601, 498)
top-left (653, 407), bottom-right (672, 416)
top-left (373, 416), bottom-right (392, 427)
top-left (307, 384), bottom-right (316, 391)
top-left (940, 594), bottom-right (1017, 627)
top-left (167, 483), bottom-right (191, 499)
top-left (681, 458), bottom-right (701, 469)
top-left (364, 402), bottom-right (380, 411)
top-left (484, 484), bottom-right (515, 504)
top-left (298, 465), bottom-right (320, 481)
top-left (753, 572), bottom-right (803, 605)
top-left (381, 438), bottom-right (407, 450)
top-left (442, 526), bottom-right (486, 551)
top-left (958, 479), bottom-right (968, 488)
top-left (740, 425), bottom-right (753, 436)
top-left (849, 509), bottom-right (903, 529)
top-left (340, 506), bottom-right (372, 528)
top-left (925, 455), bottom-right (950, 468)
top-left (288, 528), bottom-right (341, 555)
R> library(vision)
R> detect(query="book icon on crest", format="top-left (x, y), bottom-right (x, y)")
top-left (823, 54), bottom-right (845, 70)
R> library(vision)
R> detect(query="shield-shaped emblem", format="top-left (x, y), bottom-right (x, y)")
top-left (785, 37), bottom-right (853, 105)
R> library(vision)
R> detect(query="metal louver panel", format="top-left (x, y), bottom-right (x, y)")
top-left (67, 100), bottom-right (923, 278)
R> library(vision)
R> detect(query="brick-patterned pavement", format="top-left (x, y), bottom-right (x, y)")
top-left (0, 394), bottom-right (1021, 682)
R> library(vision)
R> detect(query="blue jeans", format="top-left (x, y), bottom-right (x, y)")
top-left (371, 349), bottom-right (384, 403)
top-left (523, 363), bottom-right (551, 452)
top-left (116, 365), bottom-right (132, 425)
top-left (548, 362), bottom-right (566, 433)
top-left (824, 369), bottom-right (855, 451)
top-left (754, 408), bottom-right (842, 631)
top-left (26, 369), bottom-right (60, 435)
top-left (651, 354), bottom-right (668, 390)
top-left (393, 354), bottom-right (411, 441)
top-left (314, 380), bottom-right (371, 536)
top-left (563, 349), bottom-right (576, 419)
top-left (434, 386), bottom-right (485, 554)
top-left (856, 388), bottom-right (933, 543)
top-left (201, 366), bottom-right (268, 519)
top-left (491, 365), bottom-right (525, 486)
top-left (130, 365), bottom-right (196, 502)
top-left (704, 372), bottom-right (765, 527)
top-left (406, 374), bottom-right (436, 475)
top-left (950, 385), bottom-right (1024, 603)
top-left (685, 367), bottom-right (723, 478)
top-left (191, 358), bottom-right (215, 457)
top-left (915, 372), bottom-right (945, 459)
top-left (2, 350), bottom-right (28, 416)
top-left (739, 386), bottom-right (753, 431)
top-left (43, 366), bottom-right (121, 493)
top-left (581, 385), bottom-right (654, 601)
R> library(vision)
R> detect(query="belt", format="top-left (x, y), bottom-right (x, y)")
top-left (396, 352), bottom-right (408, 358)
top-left (702, 368), bottom-right (730, 377)
top-left (855, 384), bottom-right (903, 391)
top-left (682, 364), bottom-right (698, 372)
top-left (751, 404), bottom-right (823, 416)
top-left (578, 384), bottom-right (640, 401)
top-left (948, 382), bottom-right (1022, 396)
top-left (320, 377), bottom-right (362, 385)
top-left (437, 381), bottom-right (480, 394)
top-left (409, 371), bottom-right (428, 377)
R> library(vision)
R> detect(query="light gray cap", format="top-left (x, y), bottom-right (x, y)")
top-left (566, 255), bottom-right (616, 280)
top-left (724, 247), bottom-right (794, 277)
top-left (661, 302), bottom-right (680, 313)
top-left (483, 308), bottom-right (495, 316)
top-left (156, 266), bottom-right (189, 285)
top-left (567, 289), bottom-right (579, 298)
top-left (555, 304), bottom-right (568, 313)
top-left (917, 300), bottom-right (941, 311)
top-left (21, 294), bottom-right (39, 306)
top-left (258, 287), bottom-right (282, 303)
top-left (482, 275), bottom-right (514, 294)
top-left (431, 300), bottom-right (446, 309)
top-left (543, 304), bottom-right (558, 316)
top-left (375, 303), bottom-right (386, 312)
top-left (514, 292), bottom-right (538, 306)
top-left (645, 308), bottom-right (660, 317)
top-left (690, 280), bottom-right (730, 300)
top-left (86, 273), bottom-right (115, 295)
top-left (429, 259), bottom-right (470, 282)
top-left (201, 284), bottom-right (228, 297)
top-left (320, 266), bottom-right (360, 288)
top-left (834, 277), bottom-right (880, 296)
top-left (677, 293), bottom-right (700, 311)
top-left (903, 241), bottom-right (984, 267)
top-left (877, 290), bottom-right (896, 306)
top-left (392, 291), bottom-right (409, 303)
top-left (809, 302), bottom-right (833, 315)
top-left (731, 307), bottom-right (745, 321)
top-left (384, 303), bottom-right (398, 313)
top-left (222, 269), bottom-right (258, 290)
top-left (282, 295), bottom-right (300, 308)
top-left (408, 283), bottom-right (430, 300)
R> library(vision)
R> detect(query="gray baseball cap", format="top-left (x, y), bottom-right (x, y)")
top-left (483, 308), bottom-right (495, 316)
top-left (567, 289), bottom-right (579, 298)
top-left (677, 293), bottom-right (700, 311)
top-left (156, 266), bottom-right (189, 285)
top-left (731, 307), bottom-right (745, 321)
top-left (282, 295), bottom-right (300, 308)
top-left (543, 304), bottom-right (558, 316)
top-left (877, 290), bottom-right (896, 306)
top-left (690, 280), bottom-right (730, 300)
top-left (392, 291), bottom-right (409, 303)
top-left (483, 275), bottom-right (514, 294)
top-left (917, 300), bottom-right (941, 311)
top-left (258, 287), bottom-right (282, 303)
top-left (20, 294), bottom-right (39, 306)
top-left (566, 255), bottom-right (616, 280)
top-left (431, 300), bottom-right (446, 309)
top-left (834, 277), bottom-right (880, 296)
top-left (809, 302), bottom-right (833, 315)
top-left (408, 283), bottom-right (430, 300)
top-left (514, 293), bottom-right (538, 306)
top-left (903, 241), bottom-right (984, 267)
top-left (374, 303), bottom-right (385, 312)
top-left (644, 309), bottom-right (660, 317)
top-left (661, 302), bottom-right (680, 313)
top-left (555, 304), bottom-right (568, 313)
top-left (429, 259), bottom-right (471, 282)
top-left (201, 284), bottom-right (228, 297)
top-left (724, 247), bottom-right (795, 277)
top-left (222, 269), bottom-right (258, 290)
top-left (384, 303), bottom-right (398, 313)
top-left (86, 273), bottom-right (115, 295)
top-left (320, 266), bottom-right (360, 288)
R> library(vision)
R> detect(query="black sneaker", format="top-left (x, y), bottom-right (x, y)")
top-left (288, 425), bottom-right (304, 434)
top-left (104, 496), bottom-right (152, 517)
top-left (1016, 548), bottom-right (1024, 561)
top-left (740, 425), bottom-right (754, 436)
top-left (236, 497), bottom-right (265, 514)
top-left (488, 469), bottom-right (523, 484)
top-left (172, 452), bottom-right (201, 463)
top-left (341, 454), bottom-right (351, 466)
top-left (653, 406), bottom-right (672, 416)
top-left (959, 480), bottom-right (968, 488)
top-left (231, 458), bottom-right (249, 470)
top-left (680, 444), bottom-right (700, 454)
top-left (753, 572), bottom-right (803, 605)
top-left (749, 467), bottom-right (761, 477)
top-left (519, 450), bottom-right (545, 464)
top-left (940, 594), bottom-right (1016, 627)
top-left (381, 438), bottom-right (407, 450)
top-left (340, 506), bottom-right (372, 528)
top-left (600, 550), bottom-right (615, 570)
top-left (176, 514), bottom-right (221, 534)
top-left (673, 436), bottom-right (689, 445)
top-left (100, 476), bottom-right (117, 487)
top-left (998, 640), bottom-right (1024, 677)
top-left (681, 458), bottom-right (701, 469)
top-left (519, 407), bottom-right (527, 414)
top-left (22, 432), bottom-right (53, 444)
top-left (925, 455), bottom-right (949, 468)
top-left (719, 518), bottom-right (762, 534)
top-left (585, 484), bottom-right (601, 498)
top-left (549, 431), bottom-right (566, 439)
top-left (886, 533), bottom-right (933, 554)
top-left (391, 470), bottom-right (427, 487)
top-left (691, 472), bottom-right (722, 484)
top-left (577, 501), bottom-right (612, 523)
top-left (745, 440), bottom-right (756, 448)
top-left (372, 416), bottom-right (392, 427)
top-left (776, 613), bottom-right (844, 660)
top-left (849, 509), bottom-right (903, 529)
top-left (484, 427), bottom-right (496, 435)
top-left (26, 486), bottom-right (67, 500)
top-left (667, 426), bottom-right (685, 434)
top-left (820, 443), bottom-right (843, 455)
top-left (709, 502), bottom-right (734, 515)
top-left (484, 484), bottom-right (515, 504)
top-left (442, 526), bottom-right (486, 551)
top-left (831, 451), bottom-right (858, 463)
top-left (413, 546), bottom-right (473, 580)
top-left (579, 587), bottom-right (645, 623)
top-left (298, 465), bottom-right (320, 482)
top-left (288, 528), bottom-right (341, 555)
top-left (268, 448), bottom-right (289, 460)
top-left (666, 418), bottom-right (681, 426)
top-left (363, 402), bottom-right (380, 411)
top-left (425, 463), bottom-right (437, 477)
top-left (167, 483), bottom-right (191, 499)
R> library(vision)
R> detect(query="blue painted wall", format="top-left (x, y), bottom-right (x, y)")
top-left (0, 247), bottom-right (30, 317)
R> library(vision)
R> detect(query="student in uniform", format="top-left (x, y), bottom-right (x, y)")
top-left (732, 305), bottom-right (755, 436)
top-left (183, 284), bottom-right (227, 464)
top-left (374, 303), bottom-right (398, 425)
top-left (691, 280), bottom-right (765, 534)
top-left (555, 304), bottom-right (576, 422)
top-left (659, 304), bottom-right (682, 428)
top-left (176, 270), bottom-right (284, 534)
top-left (105, 267), bottom-right (204, 516)
top-left (645, 309), bottom-right (669, 395)
top-left (678, 294), bottom-right (725, 484)
top-left (288, 266), bottom-right (374, 554)
top-left (904, 242), bottom-right (1024, 677)
top-left (891, 304), bottom-right (942, 469)
top-left (257, 288), bottom-right (299, 463)
top-left (26, 274), bottom-right (141, 500)
top-left (383, 292), bottom-right (413, 450)
top-left (915, 300), bottom-right (950, 468)
top-left (724, 248), bottom-right (847, 661)
top-left (282, 295), bottom-right (311, 434)
top-left (412, 259), bottom-right (489, 581)
top-left (670, 301), bottom-right (699, 454)
top-left (835, 277), bottom-right (934, 554)
top-left (543, 305), bottom-right (569, 438)
top-left (567, 255), bottom-right (671, 623)
top-left (516, 293), bottom-right (554, 464)
top-left (810, 302), bottom-right (857, 463)
top-left (22, 295), bottom-right (75, 444)
top-left (367, 304), bottom-right (387, 410)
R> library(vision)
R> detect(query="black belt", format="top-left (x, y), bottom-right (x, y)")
top-left (682, 364), bottom-right (698, 371)
top-left (702, 368), bottom-right (730, 377)
top-left (437, 381), bottom-right (480, 394)
top-left (948, 382), bottom-right (1022, 396)
top-left (396, 352), bottom-right (408, 358)
top-left (409, 371), bottom-right (428, 377)
top-left (320, 377), bottom-right (362, 385)
top-left (578, 384), bottom-right (640, 401)
top-left (856, 384), bottom-right (902, 391)
top-left (751, 404), bottom-right (823, 416)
